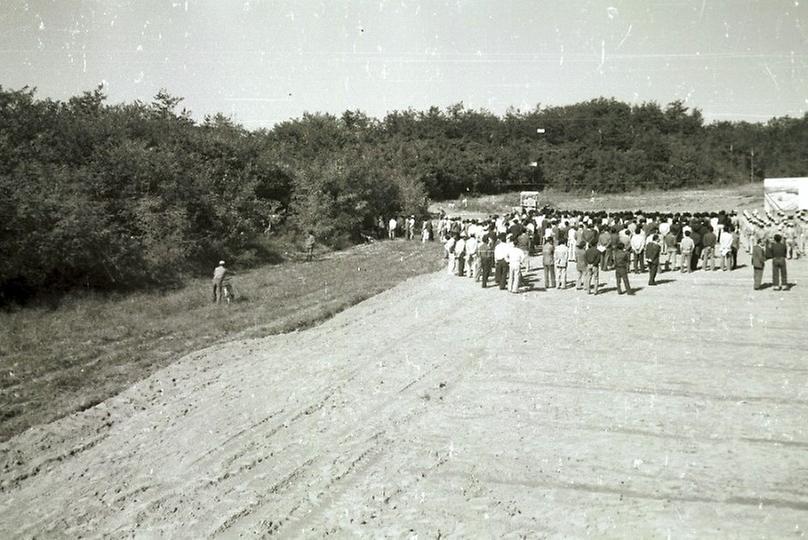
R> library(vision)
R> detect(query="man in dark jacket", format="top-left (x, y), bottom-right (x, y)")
top-left (598, 227), bottom-right (612, 271)
top-left (494, 234), bottom-right (510, 290)
top-left (701, 228), bottom-right (717, 271)
top-left (614, 243), bottom-right (632, 294)
top-left (575, 241), bottom-right (588, 290)
top-left (477, 235), bottom-right (495, 288)
top-left (584, 244), bottom-right (602, 295)
top-left (690, 226), bottom-right (702, 272)
top-left (766, 234), bottom-right (788, 291)
top-left (751, 237), bottom-right (766, 290)
top-left (645, 235), bottom-right (662, 286)
top-left (542, 238), bottom-right (556, 289)
top-left (582, 225), bottom-right (597, 248)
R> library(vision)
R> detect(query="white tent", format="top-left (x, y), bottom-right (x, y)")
top-left (763, 177), bottom-right (808, 212)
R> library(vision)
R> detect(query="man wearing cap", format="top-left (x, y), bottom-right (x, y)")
top-left (212, 260), bottom-right (228, 304)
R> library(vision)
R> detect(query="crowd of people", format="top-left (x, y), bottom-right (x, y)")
top-left (212, 205), bottom-right (803, 303)
top-left (378, 215), bottom-right (429, 242)
top-left (429, 206), bottom-right (804, 294)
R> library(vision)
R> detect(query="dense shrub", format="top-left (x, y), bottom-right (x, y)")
top-left (2, 86), bottom-right (806, 301)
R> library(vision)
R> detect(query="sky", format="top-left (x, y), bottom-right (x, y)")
top-left (1, 0), bottom-right (806, 128)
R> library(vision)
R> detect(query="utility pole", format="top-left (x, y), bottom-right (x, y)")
top-left (750, 148), bottom-right (755, 184)
top-left (536, 128), bottom-right (546, 191)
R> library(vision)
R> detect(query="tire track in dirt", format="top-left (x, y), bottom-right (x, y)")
top-left (205, 287), bottom-right (491, 537)
top-left (1, 255), bottom-right (808, 537)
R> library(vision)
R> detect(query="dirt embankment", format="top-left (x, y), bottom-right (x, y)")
top-left (2, 246), bottom-right (807, 537)
top-left (0, 240), bottom-right (443, 442)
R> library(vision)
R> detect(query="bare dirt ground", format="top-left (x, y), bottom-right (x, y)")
top-left (2, 243), bottom-right (807, 537)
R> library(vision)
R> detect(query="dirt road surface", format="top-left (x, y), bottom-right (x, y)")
top-left (2, 250), bottom-right (807, 538)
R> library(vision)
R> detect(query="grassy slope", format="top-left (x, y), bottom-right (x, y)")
top-left (0, 240), bottom-right (443, 441)
top-left (436, 183), bottom-right (763, 216)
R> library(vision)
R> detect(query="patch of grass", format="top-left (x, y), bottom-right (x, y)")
top-left (433, 184), bottom-right (763, 217)
top-left (0, 240), bottom-right (444, 441)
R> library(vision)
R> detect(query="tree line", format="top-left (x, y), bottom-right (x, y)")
top-left (1, 85), bottom-right (806, 302)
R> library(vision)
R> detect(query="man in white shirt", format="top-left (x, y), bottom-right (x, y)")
top-left (444, 234), bottom-right (456, 274)
top-left (494, 235), bottom-right (510, 290)
top-left (496, 216), bottom-right (507, 235)
top-left (680, 231), bottom-right (695, 273)
top-left (388, 217), bottom-right (397, 240)
top-left (554, 242), bottom-right (569, 289)
top-left (507, 238), bottom-right (526, 293)
top-left (719, 225), bottom-right (734, 271)
top-left (630, 229), bottom-right (647, 273)
top-left (659, 220), bottom-right (671, 255)
top-left (567, 226), bottom-right (577, 256)
top-left (212, 260), bottom-right (228, 303)
top-left (464, 234), bottom-right (478, 278)
top-left (454, 233), bottom-right (467, 276)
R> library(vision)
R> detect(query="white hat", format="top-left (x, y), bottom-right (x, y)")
top-left (219, 260), bottom-right (225, 265)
